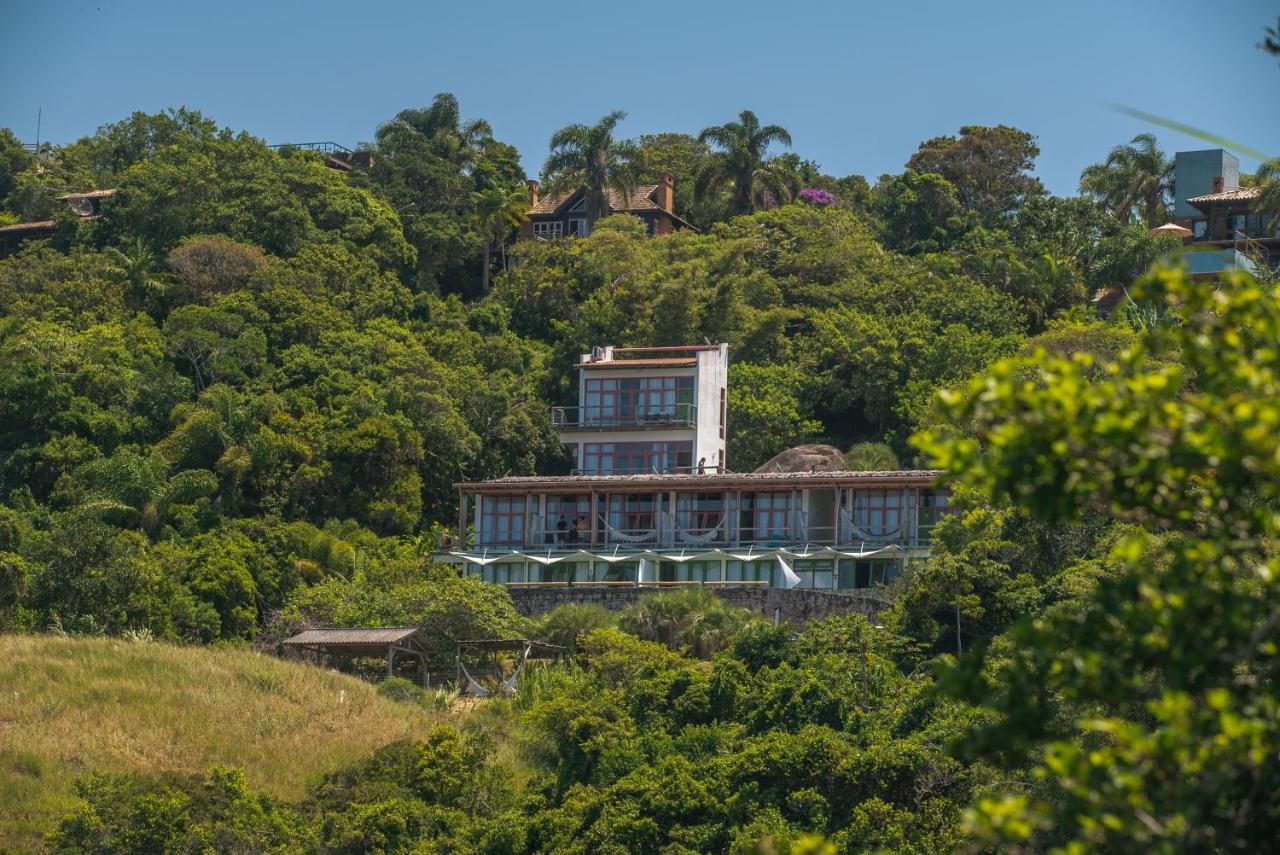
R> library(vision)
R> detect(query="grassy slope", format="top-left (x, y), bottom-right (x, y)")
top-left (0, 634), bottom-right (440, 851)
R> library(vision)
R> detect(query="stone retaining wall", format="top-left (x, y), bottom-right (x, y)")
top-left (505, 585), bottom-right (887, 626)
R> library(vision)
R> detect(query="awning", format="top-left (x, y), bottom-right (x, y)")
top-left (447, 545), bottom-right (903, 567)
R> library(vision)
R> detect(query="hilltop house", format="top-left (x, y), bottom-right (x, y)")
top-left (1172, 149), bottom-right (1279, 277)
top-left (520, 173), bottom-right (693, 240)
top-left (0, 189), bottom-right (116, 259)
top-left (441, 344), bottom-right (950, 591)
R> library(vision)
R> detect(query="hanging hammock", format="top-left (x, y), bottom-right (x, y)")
top-left (458, 660), bottom-right (492, 697)
top-left (602, 517), bottom-right (657, 543)
top-left (498, 642), bottom-right (531, 695)
top-left (839, 507), bottom-right (902, 542)
top-left (677, 515), bottom-right (726, 545)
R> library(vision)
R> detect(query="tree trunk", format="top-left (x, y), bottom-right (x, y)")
top-left (481, 241), bottom-right (491, 292)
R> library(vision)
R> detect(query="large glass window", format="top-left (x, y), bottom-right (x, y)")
top-left (482, 562), bottom-right (527, 584)
top-left (740, 492), bottom-right (791, 544)
top-left (725, 559), bottom-right (777, 586)
top-left (582, 441), bottom-right (692, 474)
top-left (593, 561), bottom-right (638, 582)
top-left (677, 560), bottom-right (721, 583)
top-left (792, 559), bottom-right (834, 589)
top-left (582, 376), bottom-right (694, 426)
top-left (478, 496), bottom-right (525, 547)
top-left (675, 492), bottom-right (725, 542)
top-left (543, 495), bottom-right (590, 546)
top-left (915, 489), bottom-right (953, 543)
top-left (532, 562), bottom-right (588, 583)
top-left (849, 490), bottom-right (904, 539)
top-left (605, 494), bottom-right (657, 540)
top-left (837, 559), bottom-right (899, 589)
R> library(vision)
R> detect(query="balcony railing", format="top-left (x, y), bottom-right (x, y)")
top-left (552, 403), bottom-right (697, 430)
top-left (569, 464), bottom-right (727, 476)
top-left (268, 141), bottom-right (355, 155)
top-left (469, 515), bottom-right (943, 552)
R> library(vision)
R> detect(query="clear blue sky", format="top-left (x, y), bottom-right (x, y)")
top-left (2, 0), bottom-right (1276, 195)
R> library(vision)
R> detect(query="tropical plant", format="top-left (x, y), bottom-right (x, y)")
top-left (617, 588), bottom-right (757, 658)
top-left (696, 110), bottom-right (795, 216)
top-left (1079, 133), bottom-right (1173, 228)
top-left (374, 92), bottom-right (494, 171)
top-left (1255, 158), bottom-right (1280, 230)
top-left (543, 110), bottom-right (638, 229)
top-left (843, 441), bottom-right (899, 472)
top-left (472, 183), bottom-right (529, 291)
top-left (104, 236), bottom-right (169, 309)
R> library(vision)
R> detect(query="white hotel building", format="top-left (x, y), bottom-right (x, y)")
top-left (444, 345), bottom-right (949, 590)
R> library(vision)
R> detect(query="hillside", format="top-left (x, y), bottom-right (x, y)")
top-left (0, 634), bottom-right (437, 851)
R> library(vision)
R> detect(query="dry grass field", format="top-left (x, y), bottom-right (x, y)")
top-left (0, 634), bottom-right (440, 851)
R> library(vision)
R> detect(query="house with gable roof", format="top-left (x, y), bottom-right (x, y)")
top-left (520, 172), bottom-right (694, 240)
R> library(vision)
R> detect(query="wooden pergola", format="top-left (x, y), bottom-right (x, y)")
top-left (282, 627), bottom-right (433, 683)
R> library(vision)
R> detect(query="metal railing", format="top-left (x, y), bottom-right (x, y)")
top-left (495, 519), bottom-right (936, 551)
top-left (569, 464), bottom-right (728, 476)
top-left (552, 403), bottom-right (697, 429)
top-left (269, 141), bottom-right (355, 155)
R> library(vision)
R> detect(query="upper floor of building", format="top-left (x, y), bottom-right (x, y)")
top-left (1174, 149), bottom-right (1278, 244)
top-left (555, 344), bottom-right (729, 475)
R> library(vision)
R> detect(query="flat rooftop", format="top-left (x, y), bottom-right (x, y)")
top-left (456, 469), bottom-right (944, 492)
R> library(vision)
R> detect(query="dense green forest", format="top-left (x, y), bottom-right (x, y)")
top-left (2, 56), bottom-right (1280, 851)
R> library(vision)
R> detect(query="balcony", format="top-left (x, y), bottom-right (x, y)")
top-left (552, 403), bottom-right (697, 430)
top-left (468, 513), bottom-right (944, 552)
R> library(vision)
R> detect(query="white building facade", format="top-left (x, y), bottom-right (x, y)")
top-left (444, 344), bottom-right (949, 591)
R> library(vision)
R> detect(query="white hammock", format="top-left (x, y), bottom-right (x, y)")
top-left (499, 643), bottom-right (531, 695)
top-left (839, 507), bottom-right (903, 542)
top-left (602, 518), bottom-right (657, 543)
top-left (677, 515), bottom-right (726, 545)
top-left (458, 660), bottom-right (491, 697)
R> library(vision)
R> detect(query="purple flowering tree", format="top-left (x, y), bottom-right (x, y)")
top-left (798, 188), bottom-right (836, 207)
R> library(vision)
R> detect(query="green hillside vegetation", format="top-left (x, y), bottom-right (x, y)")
top-left (2, 31), bottom-right (1280, 848)
top-left (0, 634), bottom-right (442, 851)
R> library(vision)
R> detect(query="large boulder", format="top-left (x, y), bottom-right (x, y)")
top-left (754, 444), bottom-right (847, 474)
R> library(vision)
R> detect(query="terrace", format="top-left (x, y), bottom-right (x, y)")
top-left (452, 472), bottom-right (950, 554)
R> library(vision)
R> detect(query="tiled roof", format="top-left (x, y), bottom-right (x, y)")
top-left (530, 184), bottom-right (663, 215)
top-left (1186, 187), bottom-right (1260, 204)
top-left (457, 469), bottom-right (944, 491)
top-left (575, 357), bottom-right (697, 369)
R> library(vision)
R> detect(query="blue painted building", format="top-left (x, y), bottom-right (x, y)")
top-left (1173, 149), bottom-right (1276, 277)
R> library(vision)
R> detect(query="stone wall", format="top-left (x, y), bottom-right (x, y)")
top-left (505, 585), bottom-right (888, 626)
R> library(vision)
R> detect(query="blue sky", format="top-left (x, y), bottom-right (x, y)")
top-left (2, 0), bottom-right (1276, 195)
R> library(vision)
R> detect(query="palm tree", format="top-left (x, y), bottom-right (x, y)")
top-left (543, 110), bottom-right (639, 228)
top-left (105, 237), bottom-right (169, 310)
top-left (1079, 133), bottom-right (1173, 228)
top-left (1255, 159), bottom-right (1280, 232)
top-left (695, 110), bottom-right (794, 216)
top-left (375, 93), bottom-right (493, 171)
top-left (472, 184), bottom-right (530, 291)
